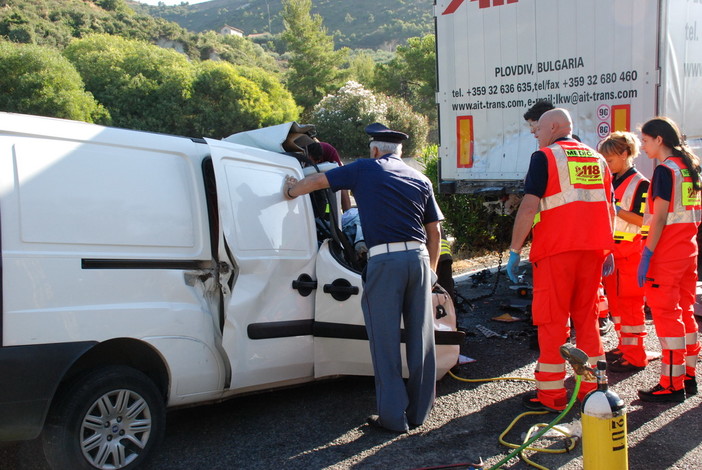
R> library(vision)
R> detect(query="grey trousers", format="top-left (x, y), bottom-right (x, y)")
top-left (361, 246), bottom-right (436, 432)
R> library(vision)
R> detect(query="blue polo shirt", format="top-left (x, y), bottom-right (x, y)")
top-left (650, 162), bottom-right (673, 202)
top-left (325, 154), bottom-right (443, 248)
top-left (523, 138), bottom-right (576, 197)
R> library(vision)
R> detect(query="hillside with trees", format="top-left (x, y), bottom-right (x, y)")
top-left (131, 0), bottom-right (433, 51)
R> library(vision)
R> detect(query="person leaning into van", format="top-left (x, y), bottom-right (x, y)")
top-left (306, 141), bottom-right (351, 212)
top-left (636, 117), bottom-right (701, 402)
top-left (506, 108), bottom-right (615, 412)
top-left (283, 123), bottom-right (443, 433)
top-left (598, 131), bottom-right (651, 373)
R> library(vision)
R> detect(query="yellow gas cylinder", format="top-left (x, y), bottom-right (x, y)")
top-left (581, 360), bottom-right (628, 470)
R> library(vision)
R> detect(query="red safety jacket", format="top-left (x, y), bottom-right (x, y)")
top-left (614, 170), bottom-right (649, 257)
top-left (644, 157), bottom-right (702, 259)
top-left (530, 140), bottom-right (614, 262)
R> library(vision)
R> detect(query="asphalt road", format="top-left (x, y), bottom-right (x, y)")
top-left (2, 263), bottom-right (701, 469)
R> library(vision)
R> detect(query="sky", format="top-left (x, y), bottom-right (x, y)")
top-left (137, 0), bottom-right (210, 5)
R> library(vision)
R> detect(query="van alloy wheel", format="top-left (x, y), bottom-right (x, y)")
top-left (43, 366), bottom-right (165, 470)
top-left (80, 388), bottom-right (152, 468)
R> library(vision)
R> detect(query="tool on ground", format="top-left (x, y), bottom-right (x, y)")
top-left (486, 344), bottom-right (592, 470)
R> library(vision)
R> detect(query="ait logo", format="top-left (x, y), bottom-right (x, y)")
top-left (443, 0), bottom-right (518, 15)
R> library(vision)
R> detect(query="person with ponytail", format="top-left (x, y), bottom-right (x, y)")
top-left (599, 132), bottom-right (650, 373)
top-left (637, 117), bottom-right (701, 402)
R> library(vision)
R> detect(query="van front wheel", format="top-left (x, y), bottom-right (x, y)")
top-left (42, 366), bottom-right (166, 470)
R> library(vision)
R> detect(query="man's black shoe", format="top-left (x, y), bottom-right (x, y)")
top-left (605, 348), bottom-right (623, 361)
top-left (521, 391), bottom-right (564, 413)
top-left (598, 317), bottom-right (614, 336)
top-left (608, 357), bottom-right (645, 373)
top-left (685, 375), bottom-right (698, 396)
top-left (366, 415), bottom-right (408, 434)
top-left (638, 384), bottom-right (686, 403)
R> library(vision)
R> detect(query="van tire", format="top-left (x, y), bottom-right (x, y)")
top-left (42, 366), bottom-right (166, 470)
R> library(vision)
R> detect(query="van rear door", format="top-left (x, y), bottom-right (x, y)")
top-left (206, 138), bottom-right (318, 391)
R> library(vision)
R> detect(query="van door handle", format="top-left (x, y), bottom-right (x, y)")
top-left (292, 273), bottom-right (317, 297)
top-left (323, 279), bottom-right (359, 302)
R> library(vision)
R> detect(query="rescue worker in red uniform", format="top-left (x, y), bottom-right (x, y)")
top-left (637, 117), bottom-right (701, 402)
top-left (507, 109), bottom-right (615, 411)
top-left (599, 131), bottom-right (651, 372)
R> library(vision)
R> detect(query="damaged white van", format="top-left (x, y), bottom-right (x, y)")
top-left (0, 112), bottom-right (462, 469)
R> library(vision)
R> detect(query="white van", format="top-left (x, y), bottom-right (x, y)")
top-left (0, 112), bottom-right (462, 469)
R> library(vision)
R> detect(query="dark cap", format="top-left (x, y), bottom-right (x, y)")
top-left (365, 122), bottom-right (408, 143)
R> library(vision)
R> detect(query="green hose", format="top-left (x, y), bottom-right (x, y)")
top-left (487, 375), bottom-right (582, 470)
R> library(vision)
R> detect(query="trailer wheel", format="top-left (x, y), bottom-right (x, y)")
top-left (42, 366), bottom-right (165, 470)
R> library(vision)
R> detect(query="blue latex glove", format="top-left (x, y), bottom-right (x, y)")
top-left (602, 253), bottom-right (615, 277)
top-left (506, 250), bottom-right (520, 283)
top-left (637, 247), bottom-right (654, 287)
top-left (615, 204), bottom-right (622, 215)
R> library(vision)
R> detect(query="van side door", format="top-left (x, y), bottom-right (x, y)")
top-left (206, 139), bottom-right (318, 391)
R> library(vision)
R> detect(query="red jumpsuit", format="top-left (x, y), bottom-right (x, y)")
top-left (644, 157), bottom-right (701, 390)
top-left (530, 140), bottom-right (614, 410)
top-left (602, 169), bottom-right (650, 367)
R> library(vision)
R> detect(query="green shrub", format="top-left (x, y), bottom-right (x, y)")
top-left (0, 41), bottom-right (110, 123)
top-left (311, 80), bottom-right (428, 158)
top-left (381, 94), bottom-right (428, 158)
top-left (64, 34), bottom-right (194, 134)
top-left (311, 81), bottom-right (387, 158)
top-left (189, 61), bottom-right (300, 139)
top-left (421, 146), bottom-right (514, 256)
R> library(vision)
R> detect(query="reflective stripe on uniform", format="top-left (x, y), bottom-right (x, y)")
top-left (536, 362), bottom-right (566, 373)
top-left (685, 332), bottom-right (699, 345)
top-left (540, 187), bottom-right (609, 212)
top-left (622, 336), bottom-right (641, 346)
top-left (686, 354), bottom-right (698, 368)
top-left (440, 238), bottom-right (452, 256)
top-left (535, 143), bottom-right (608, 221)
top-left (613, 231), bottom-right (637, 241)
top-left (536, 379), bottom-right (565, 390)
top-left (621, 324), bottom-right (646, 334)
top-left (659, 336), bottom-right (686, 350)
top-left (659, 362), bottom-right (686, 377)
top-left (658, 160), bottom-right (702, 226)
top-left (614, 171), bottom-right (647, 240)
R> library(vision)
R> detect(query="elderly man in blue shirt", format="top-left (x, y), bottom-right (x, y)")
top-left (283, 123), bottom-right (443, 433)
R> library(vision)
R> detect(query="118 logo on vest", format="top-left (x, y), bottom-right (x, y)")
top-left (568, 161), bottom-right (602, 185)
top-left (682, 182), bottom-right (701, 206)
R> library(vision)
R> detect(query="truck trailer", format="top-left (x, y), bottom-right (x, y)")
top-left (435, 0), bottom-right (702, 193)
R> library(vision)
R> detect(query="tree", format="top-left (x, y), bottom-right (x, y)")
top-left (189, 61), bottom-right (298, 139)
top-left (345, 50), bottom-right (376, 88)
top-left (280, 0), bottom-right (347, 113)
top-left (311, 81), bottom-right (428, 158)
top-left (381, 94), bottom-right (428, 159)
top-left (0, 41), bottom-right (109, 123)
top-left (234, 65), bottom-right (300, 125)
top-left (63, 34), bottom-right (193, 134)
top-left (373, 34), bottom-right (437, 132)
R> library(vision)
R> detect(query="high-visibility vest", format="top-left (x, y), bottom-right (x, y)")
top-left (614, 170), bottom-right (649, 243)
top-left (643, 157), bottom-right (702, 258)
top-left (530, 139), bottom-right (614, 262)
top-left (440, 237), bottom-right (452, 261)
